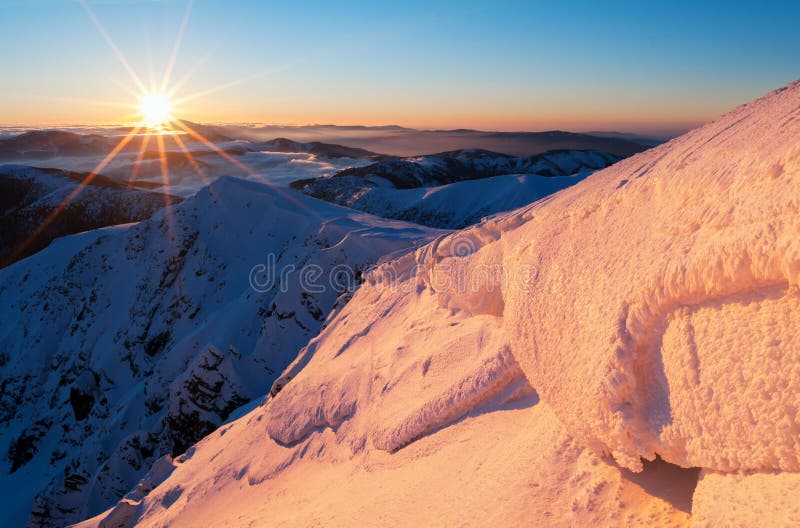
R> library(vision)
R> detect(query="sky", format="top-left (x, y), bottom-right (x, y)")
top-left (1, 0), bottom-right (799, 136)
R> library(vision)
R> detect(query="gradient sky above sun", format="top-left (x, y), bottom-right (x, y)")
top-left (1, 0), bottom-right (799, 136)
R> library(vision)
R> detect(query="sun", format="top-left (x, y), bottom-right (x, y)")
top-left (139, 93), bottom-right (173, 129)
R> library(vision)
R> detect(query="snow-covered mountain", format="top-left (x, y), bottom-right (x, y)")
top-left (296, 148), bottom-right (619, 190)
top-left (0, 177), bottom-right (439, 526)
top-left (0, 165), bottom-right (178, 266)
top-left (318, 172), bottom-right (587, 229)
top-left (292, 149), bottom-right (618, 228)
top-left (81, 80), bottom-right (800, 527)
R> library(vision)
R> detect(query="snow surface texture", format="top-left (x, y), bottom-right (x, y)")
top-left (79, 79), bottom-right (800, 527)
top-left (500, 81), bottom-right (800, 473)
top-left (691, 470), bottom-right (800, 527)
top-left (0, 177), bottom-right (438, 526)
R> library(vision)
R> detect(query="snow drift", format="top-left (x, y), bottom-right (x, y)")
top-left (72, 79), bottom-right (800, 525)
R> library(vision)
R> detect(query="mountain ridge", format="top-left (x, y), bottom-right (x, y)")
top-left (0, 175), bottom-right (440, 526)
top-left (0, 164), bottom-right (180, 266)
top-left (75, 78), bottom-right (800, 527)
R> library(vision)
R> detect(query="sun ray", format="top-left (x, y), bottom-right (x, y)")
top-left (172, 65), bottom-right (291, 107)
top-left (171, 120), bottom-right (256, 175)
top-left (170, 120), bottom-right (327, 220)
top-left (170, 132), bottom-right (207, 183)
top-left (145, 32), bottom-right (158, 94)
top-left (127, 132), bottom-right (152, 189)
top-left (169, 131), bottom-right (227, 203)
top-left (109, 76), bottom-right (144, 101)
top-left (4, 125), bottom-right (143, 266)
top-left (160, 0), bottom-right (194, 94)
top-left (171, 122), bottom-right (322, 219)
top-left (173, 47), bottom-right (329, 107)
top-left (79, 0), bottom-right (147, 95)
top-left (155, 133), bottom-right (172, 197)
top-left (166, 48), bottom-right (215, 100)
top-left (155, 132), bottom-right (177, 240)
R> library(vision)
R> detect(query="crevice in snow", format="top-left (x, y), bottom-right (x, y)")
top-left (619, 455), bottom-right (700, 514)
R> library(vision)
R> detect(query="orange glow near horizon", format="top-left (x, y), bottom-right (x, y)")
top-left (4, 0), bottom-right (265, 264)
top-left (0, 104), bottom-right (707, 138)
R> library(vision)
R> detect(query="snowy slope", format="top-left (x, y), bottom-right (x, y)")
top-left (0, 177), bottom-right (439, 526)
top-left (327, 172), bottom-right (587, 229)
top-left (0, 165), bottom-right (178, 266)
top-left (83, 79), bottom-right (800, 526)
top-left (293, 148), bottom-right (618, 193)
top-left (292, 149), bottom-right (617, 227)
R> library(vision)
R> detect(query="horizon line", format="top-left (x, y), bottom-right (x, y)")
top-left (0, 120), bottom-right (693, 139)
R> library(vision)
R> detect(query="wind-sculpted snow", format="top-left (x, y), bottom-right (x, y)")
top-left (370, 345), bottom-right (528, 452)
top-left (76, 80), bottom-right (800, 526)
top-left (496, 80), bottom-right (800, 472)
top-left (0, 176), bottom-right (438, 526)
top-left (265, 271), bottom-right (529, 452)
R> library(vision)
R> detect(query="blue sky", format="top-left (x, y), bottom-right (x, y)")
top-left (1, 0), bottom-right (799, 135)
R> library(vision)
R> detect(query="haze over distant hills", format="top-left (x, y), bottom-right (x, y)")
top-left (225, 124), bottom-right (656, 157)
top-left (0, 123), bottom-right (656, 160)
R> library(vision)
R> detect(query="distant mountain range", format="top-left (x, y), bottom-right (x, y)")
top-left (582, 130), bottom-right (667, 146)
top-left (305, 172), bottom-right (588, 230)
top-left (0, 131), bottom-right (116, 160)
top-left (228, 124), bottom-right (653, 157)
top-left (0, 124), bottom-right (654, 162)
